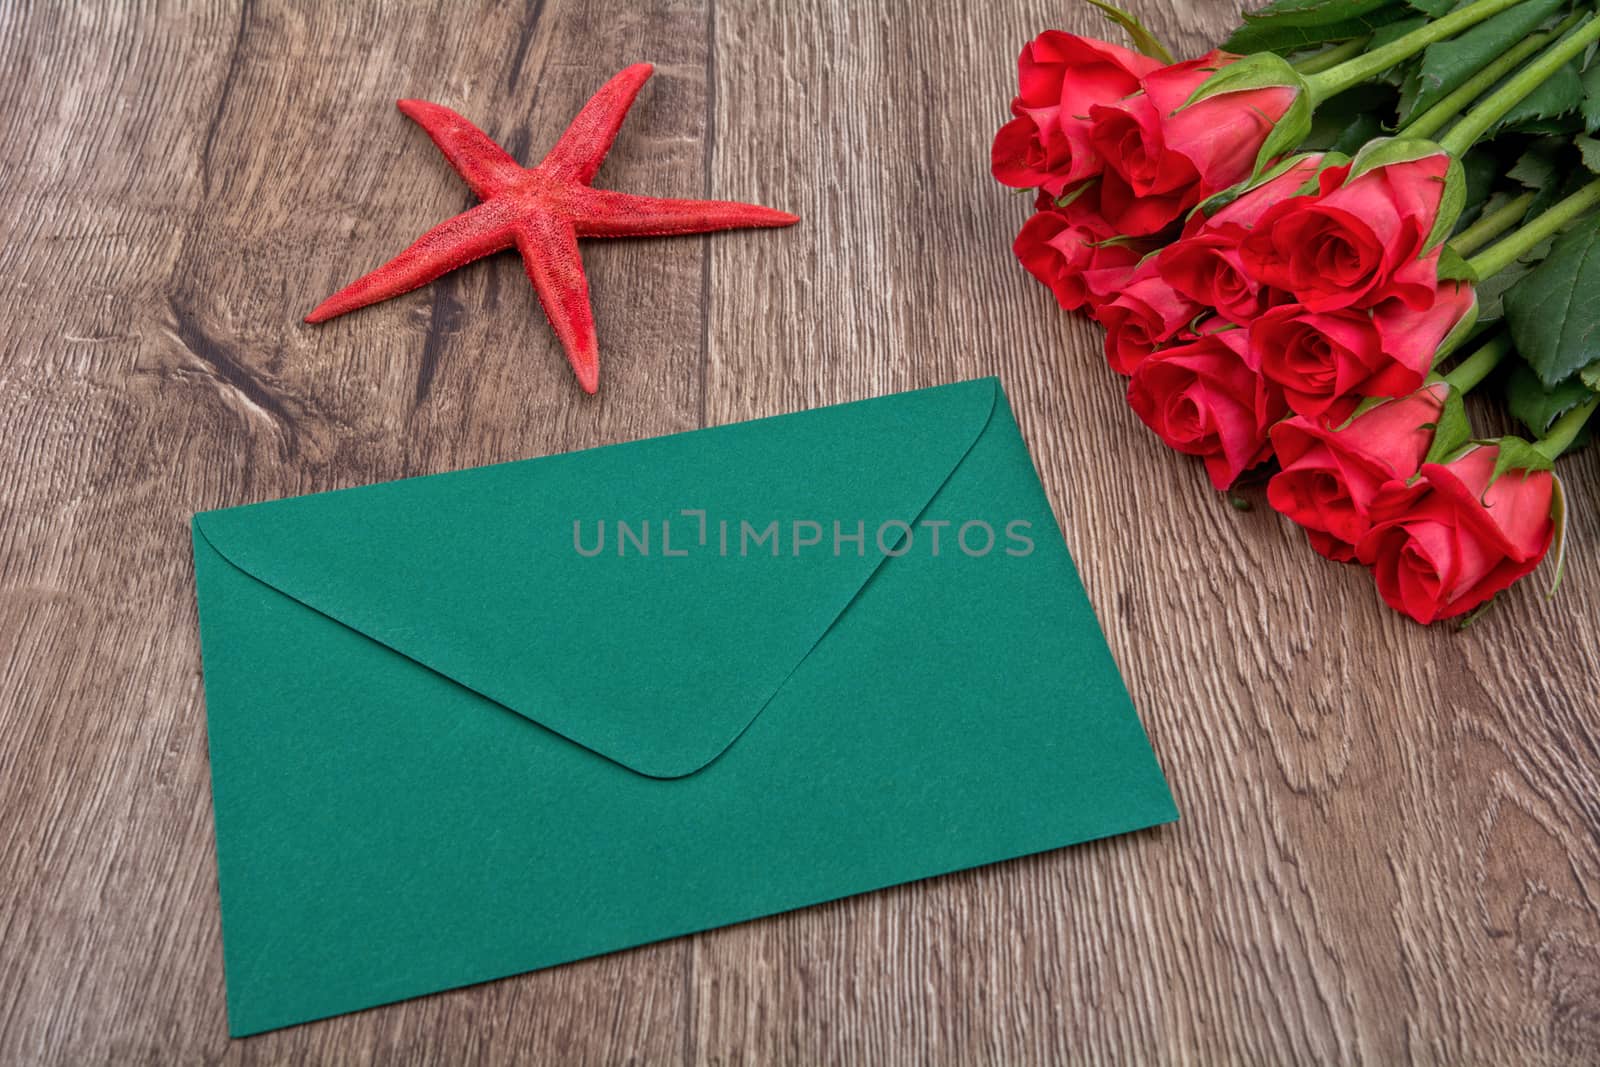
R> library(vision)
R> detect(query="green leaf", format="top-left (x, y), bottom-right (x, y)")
top-left (1506, 362), bottom-right (1597, 436)
top-left (1346, 134), bottom-right (1440, 176)
top-left (1527, 158), bottom-right (1592, 221)
top-left (1489, 435), bottom-right (1556, 481)
top-left (1492, 60), bottom-right (1584, 133)
top-left (1184, 52), bottom-right (1309, 106)
top-left (1474, 244), bottom-right (1546, 322)
top-left (1446, 146), bottom-right (1504, 238)
top-left (1451, 148), bottom-right (1500, 231)
top-left (1577, 134), bottom-right (1600, 175)
top-left (1405, 0), bottom-right (1453, 15)
top-left (1460, 188), bottom-right (1522, 233)
top-left (1301, 81), bottom-right (1397, 151)
top-left (1331, 111), bottom-right (1388, 154)
top-left (1084, 0), bottom-right (1175, 64)
top-left (1257, 94), bottom-right (1315, 179)
top-left (1582, 56), bottom-right (1600, 133)
top-left (1423, 389), bottom-right (1475, 466)
top-left (1506, 114), bottom-right (1584, 136)
top-left (1431, 155), bottom-right (1470, 250)
top-left (1437, 243), bottom-right (1479, 282)
top-left (1505, 214), bottom-right (1600, 387)
top-left (1461, 141), bottom-right (1499, 190)
top-left (1365, 16), bottom-right (1427, 62)
top-left (1224, 1), bottom-right (1412, 56)
top-left (1583, 361), bottom-right (1600, 390)
top-left (1507, 140), bottom-right (1562, 190)
top-left (1229, 0), bottom-right (1395, 25)
top-left (1399, 0), bottom-right (1568, 122)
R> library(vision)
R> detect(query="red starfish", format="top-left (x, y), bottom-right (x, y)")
top-left (306, 63), bottom-right (798, 393)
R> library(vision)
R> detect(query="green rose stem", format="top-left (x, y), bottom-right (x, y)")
top-left (1291, 36), bottom-right (1367, 77)
top-left (1448, 191), bottom-right (1536, 257)
top-left (1399, 9), bottom-right (1585, 141)
top-left (1442, 332), bottom-right (1512, 392)
top-left (1467, 179), bottom-right (1600, 279)
top-left (1439, 14), bottom-right (1600, 157)
top-left (1302, 0), bottom-right (1528, 106)
top-left (1534, 396), bottom-right (1600, 460)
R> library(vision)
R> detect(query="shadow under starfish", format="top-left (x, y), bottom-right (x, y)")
top-left (306, 63), bottom-right (799, 394)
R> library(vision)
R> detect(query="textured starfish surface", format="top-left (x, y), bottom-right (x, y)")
top-left (306, 63), bottom-right (798, 393)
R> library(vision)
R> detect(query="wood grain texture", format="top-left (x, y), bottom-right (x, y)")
top-left (2, 1), bottom-right (1598, 1063)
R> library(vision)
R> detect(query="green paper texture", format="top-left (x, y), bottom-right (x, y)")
top-left (191, 377), bottom-right (1177, 1036)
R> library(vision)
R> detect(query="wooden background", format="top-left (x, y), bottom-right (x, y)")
top-left (3, 0), bottom-right (1599, 1063)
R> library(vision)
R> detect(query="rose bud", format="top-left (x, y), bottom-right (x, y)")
top-left (1267, 384), bottom-right (1448, 562)
top-left (1013, 199), bottom-right (1145, 312)
top-left (1127, 328), bottom-right (1287, 490)
top-left (992, 33), bottom-right (1160, 196)
top-left (1088, 52), bottom-right (1301, 235)
top-left (1252, 280), bottom-right (1476, 417)
top-left (1095, 264), bottom-right (1202, 375)
top-left (1356, 444), bottom-right (1555, 624)
top-left (1240, 146), bottom-right (1458, 312)
top-left (1157, 154), bottom-right (1326, 323)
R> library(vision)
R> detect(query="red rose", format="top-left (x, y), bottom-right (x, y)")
top-left (1240, 153), bottom-right (1451, 312)
top-left (1368, 281), bottom-right (1477, 394)
top-left (1267, 384), bottom-right (1447, 562)
top-left (992, 33), bottom-right (1160, 195)
top-left (1356, 445), bottom-right (1555, 624)
top-left (1250, 305), bottom-right (1384, 418)
top-left (1089, 93), bottom-right (1201, 235)
top-left (1157, 230), bottom-right (1271, 324)
top-left (1096, 264), bottom-right (1201, 374)
top-left (1252, 280), bottom-right (1475, 417)
top-left (1127, 328), bottom-right (1287, 489)
top-left (1089, 52), bottom-right (1299, 235)
top-left (1157, 155), bottom-right (1324, 323)
top-left (1013, 198), bottom-right (1145, 312)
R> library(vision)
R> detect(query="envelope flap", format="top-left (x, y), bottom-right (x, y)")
top-left (194, 378), bottom-right (998, 778)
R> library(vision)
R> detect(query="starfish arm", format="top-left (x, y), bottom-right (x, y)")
top-left (397, 99), bottom-right (525, 199)
top-left (571, 188), bottom-right (800, 237)
top-left (306, 201), bottom-right (515, 323)
top-left (538, 63), bottom-right (654, 184)
top-left (513, 213), bottom-right (601, 394)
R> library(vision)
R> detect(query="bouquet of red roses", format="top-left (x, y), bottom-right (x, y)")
top-left (995, 0), bottom-right (1600, 625)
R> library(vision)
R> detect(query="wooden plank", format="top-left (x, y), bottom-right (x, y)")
top-left (2, 0), bottom-right (1599, 1063)
top-left (1, 2), bottom-right (706, 1063)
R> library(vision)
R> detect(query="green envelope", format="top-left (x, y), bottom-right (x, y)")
top-left (192, 377), bottom-right (1176, 1036)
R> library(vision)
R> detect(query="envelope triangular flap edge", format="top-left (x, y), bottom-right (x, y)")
top-left (194, 378), bottom-right (1001, 779)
